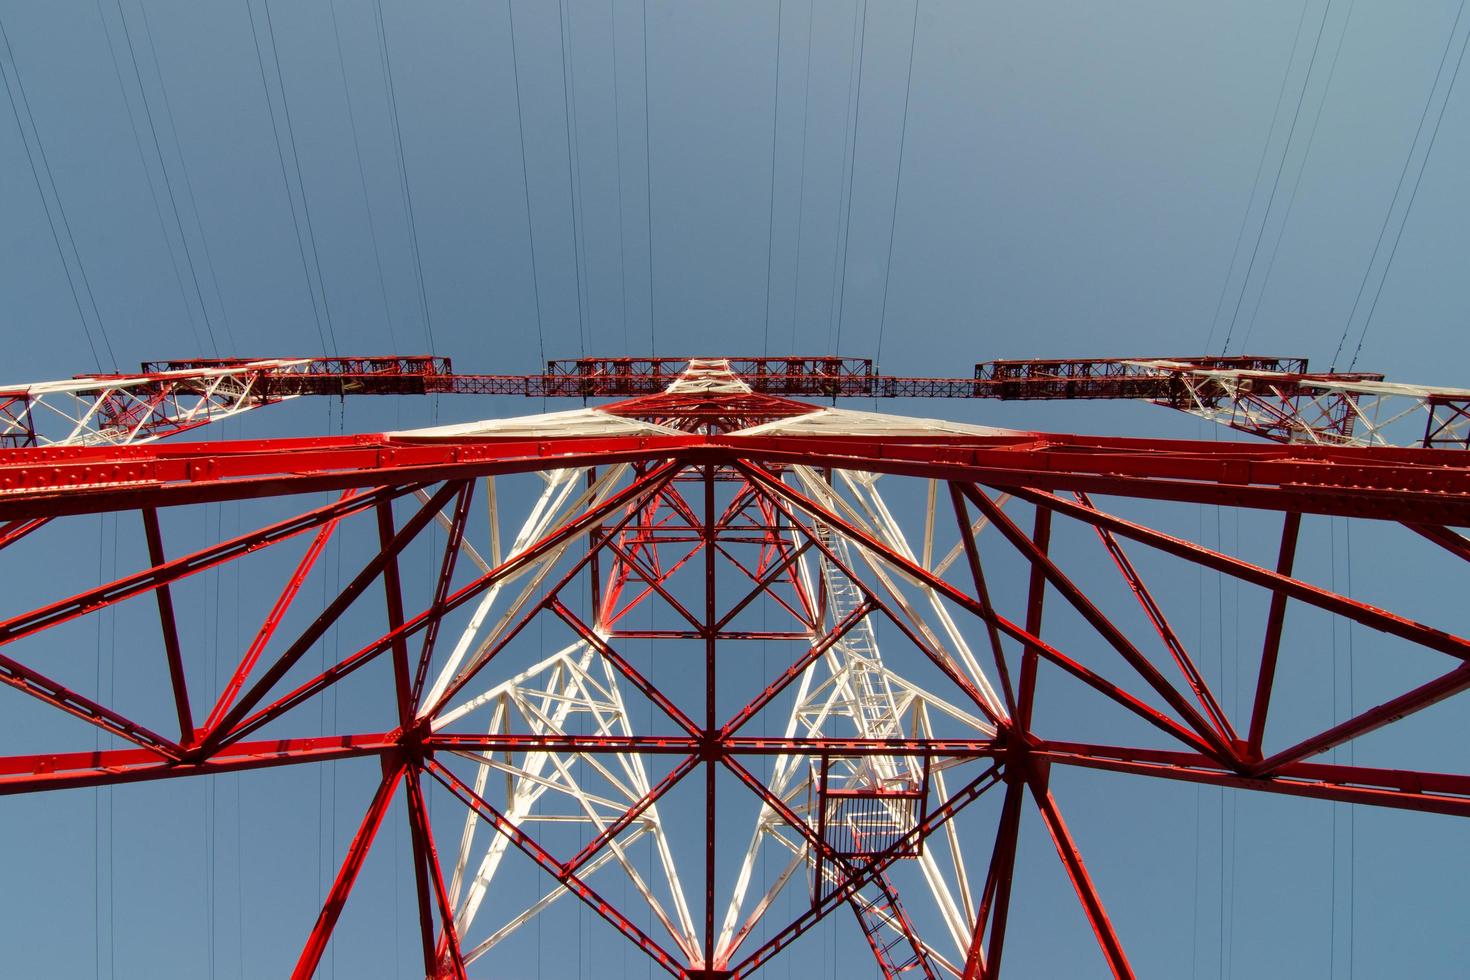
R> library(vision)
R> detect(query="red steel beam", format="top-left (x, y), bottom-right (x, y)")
top-left (1027, 778), bottom-right (1134, 979)
top-left (1074, 490), bottom-right (1235, 743)
top-left (231, 466), bottom-right (662, 750)
top-left (947, 484), bottom-right (1018, 718)
top-left (1252, 660), bottom-right (1470, 777)
top-left (1017, 506), bottom-right (1051, 734)
top-left (716, 436), bottom-right (1470, 525)
top-left (140, 507), bottom-right (194, 743)
top-left (963, 485), bottom-right (1236, 763)
top-left (422, 460), bottom-right (684, 720)
top-left (965, 775), bottom-right (1025, 979)
top-left (1037, 739), bottom-right (1470, 818)
top-left (1406, 522), bottom-right (1470, 563)
top-left (1246, 511), bottom-right (1302, 758)
top-left (201, 481), bottom-right (463, 749)
top-left (411, 482), bottom-right (474, 709)
top-left (376, 499), bottom-right (417, 729)
top-left (425, 757), bottom-right (688, 978)
top-left (561, 753), bottom-right (702, 877)
top-left (293, 761), bottom-right (405, 980)
top-left (0, 517), bottom-right (46, 551)
top-left (0, 484), bottom-right (409, 650)
top-left (717, 599), bottom-right (877, 739)
top-left (6, 427), bottom-right (1470, 527)
top-left (203, 491), bottom-right (354, 733)
top-left (427, 734), bottom-right (1001, 757)
top-left (725, 763), bottom-right (1005, 975)
top-left (1007, 486), bottom-right (1470, 663)
top-left (405, 768), bottom-right (467, 980)
top-left (0, 733), bottom-right (393, 795)
top-left (740, 462), bottom-right (1212, 754)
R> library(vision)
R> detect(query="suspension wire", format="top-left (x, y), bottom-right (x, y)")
top-left (0, 13), bottom-right (116, 371)
top-left (832, 0), bottom-right (870, 356)
top-left (1341, 1), bottom-right (1469, 371)
top-left (374, 0), bottom-right (436, 356)
top-left (505, 0), bottom-right (548, 370)
top-left (1224, 511), bottom-right (1242, 977)
top-left (233, 500), bottom-right (245, 980)
top-left (642, 0), bottom-right (657, 355)
top-left (761, 0), bottom-right (786, 357)
top-left (94, 0), bottom-right (200, 358)
top-left (243, 0), bottom-right (332, 356)
top-left (873, 0), bottom-right (920, 369)
top-left (1201, 0), bottom-right (1310, 356)
top-left (646, 594), bottom-right (653, 980)
top-left (789, 0), bottom-right (815, 353)
top-left (1220, 0), bottom-right (1333, 355)
top-left (94, 516), bottom-right (104, 978)
top-left (210, 502), bottom-right (222, 978)
top-left (135, 0), bottom-right (237, 354)
top-left (118, 0), bottom-right (221, 355)
top-left (825, 0), bottom-right (864, 353)
top-left (329, 0), bottom-right (398, 351)
top-left (610, 0), bottom-right (630, 354)
top-left (1345, 520), bottom-right (1355, 977)
top-left (557, 0), bottom-right (591, 355)
top-left (235, 765), bottom-right (244, 979)
top-left (1210, 430), bottom-right (1224, 980)
top-left (328, 437), bottom-right (343, 979)
top-left (262, 0), bottom-right (342, 357)
top-left (316, 421), bottom-right (329, 962)
top-left (109, 515), bottom-right (118, 979)
top-left (1191, 426), bottom-right (1204, 980)
top-left (1239, 0), bottom-right (1358, 354)
top-left (1329, 517), bottom-right (1339, 977)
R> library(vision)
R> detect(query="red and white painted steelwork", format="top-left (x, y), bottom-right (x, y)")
top-left (1, 354), bottom-right (1468, 978)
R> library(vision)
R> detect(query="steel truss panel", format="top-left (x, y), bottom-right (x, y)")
top-left (0, 358), bottom-right (1467, 979)
top-left (27, 352), bottom-right (1470, 450)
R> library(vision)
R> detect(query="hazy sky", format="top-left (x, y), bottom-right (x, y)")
top-left (1, 1), bottom-right (1468, 977)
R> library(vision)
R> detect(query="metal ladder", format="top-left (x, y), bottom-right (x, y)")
top-left (853, 876), bottom-right (940, 979)
top-left (816, 524), bottom-right (905, 742)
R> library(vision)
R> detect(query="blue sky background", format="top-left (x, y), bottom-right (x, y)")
top-left (1, 1), bottom-right (1469, 977)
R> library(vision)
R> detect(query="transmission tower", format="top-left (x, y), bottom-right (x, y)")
top-left (1, 354), bottom-right (1467, 978)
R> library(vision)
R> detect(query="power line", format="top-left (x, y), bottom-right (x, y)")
top-left (761, 0), bottom-right (785, 357)
top-left (94, 0), bottom-right (201, 359)
top-left (1202, 0), bottom-right (1311, 355)
top-left (557, 0), bottom-right (591, 355)
top-left (135, 0), bottom-right (237, 354)
top-left (118, 0), bottom-right (223, 355)
top-left (243, 0), bottom-right (331, 356)
top-left (0, 12), bottom-right (117, 371)
top-left (609, 0), bottom-right (630, 353)
top-left (789, 0), bottom-right (815, 353)
top-left (328, 0), bottom-right (398, 351)
top-left (1334, 0), bottom-right (1466, 369)
top-left (642, 0), bottom-right (657, 356)
top-left (874, 0), bottom-right (921, 369)
top-left (832, 0), bottom-right (869, 356)
top-left (374, 0), bottom-right (436, 356)
top-left (506, 0), bottom-right (547, 368)
top-left (1221, 0), bottom-right (1333, 355)
top-left (1238, 0), bottom-right (1359, 354)
top-left (826, 0), bottom-right (865, 353)
top-left (261, 0), bottom-right (340, 356)
top-left (1344, 1), bottom-right (1469, 370)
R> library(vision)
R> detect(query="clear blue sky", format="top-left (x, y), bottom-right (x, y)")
top-left (1, 1), bottom-right (1468, 977)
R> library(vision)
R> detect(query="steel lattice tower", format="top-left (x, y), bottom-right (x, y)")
top-left (1, 354), bottom-right (1468, 978)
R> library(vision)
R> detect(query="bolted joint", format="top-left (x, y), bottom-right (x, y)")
top-left (696, 732), bottom-right (725, 763)
top-left (999, 728), bottom-right (1046, 788)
